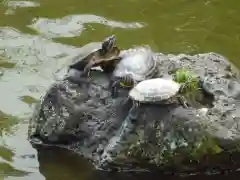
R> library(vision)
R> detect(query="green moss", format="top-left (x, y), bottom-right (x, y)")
top-left (159, 135), bottom-right (222, 166)
top-left (173, 68), bottom-right (199, 94)
top-left (126, 131), bottom-right (223, 168)
top-left (187, 136), bottom-right (222, 160)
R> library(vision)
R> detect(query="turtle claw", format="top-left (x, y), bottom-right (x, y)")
top-left (81, 57), bottom-right (96, 77)
top-left (110, 78), bottom-right (121, 98)
top-left (129, 100), bottom-right (140, 119)
top-left (121, 96), bottom-right (130, 106)
top-left (111, 86), bottom-right (118, 98)
top-left (177, 96), bottom-right (189, 108)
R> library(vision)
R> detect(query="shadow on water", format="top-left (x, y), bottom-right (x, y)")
top-left (36, 147), bottom-right (240, 180)
top-left (0, 0), bottom-right (240, 179)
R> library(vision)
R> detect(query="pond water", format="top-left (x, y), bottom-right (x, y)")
top-left (0, 0), bottom-right (240, 179)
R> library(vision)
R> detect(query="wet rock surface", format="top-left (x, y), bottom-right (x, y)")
top-left (28, 49), bottom-right (240, 173)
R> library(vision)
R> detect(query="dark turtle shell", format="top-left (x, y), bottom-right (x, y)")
top-left (69, 35), bottom-right (121, 75)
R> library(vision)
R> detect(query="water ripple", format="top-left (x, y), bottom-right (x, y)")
top-left (0, 27), bottom-right (100, 116)
top-left (4, 0), bottom-right (40, 8)
top-left (27, 14), bottom-right (146, 38)
top-left (3, 0), bottom-right (40, 15)
top-left (1, 123), bottom-right (43, 180)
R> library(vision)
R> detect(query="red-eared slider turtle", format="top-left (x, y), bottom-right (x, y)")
top-left (99, 78), bottom-right (189, 166)
top-left (99, 78), bottom-right (190, 165)
top-left (110, 46), bottom-right (158, 98)
top-left (128, 78), bottom-right (189, 107)
top-left (69, 35), bottom-right (121, 77)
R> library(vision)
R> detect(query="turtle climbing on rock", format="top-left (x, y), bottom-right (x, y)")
top-left (110, 46), bottom-right (158, 98)
top-left (68, 35), bottom-right (121, 79)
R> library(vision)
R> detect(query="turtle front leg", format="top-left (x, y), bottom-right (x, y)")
top-left (110, 78), bottom-right (121, 98)
top-left (176, 95), bottom-right (189, 108)
top-left (81, 59), bottom-right (95, 77)
top-left (100, 58), bottom-right (120, 74)
top-left (130, 100), bottom-right (140, 119)
top-left (132, 79), bottom-right (138, 88)
top-left (111, 81), bottom-right (121, 98)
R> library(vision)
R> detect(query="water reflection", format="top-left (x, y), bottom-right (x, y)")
top-left (36, 146), bottom-right (240, 180)
top-left (0, 27), bottom-right (95, 116)
top-left (4, 0), bottom-right (40, 8)
top-left (1, 123), bottom-right (41, 179)
top-left (3, 0), bottom-right (40, 15)
top-left (28, 15), bottom-right (145, 38)
top-left (37, 147), bottom-right (94, 180)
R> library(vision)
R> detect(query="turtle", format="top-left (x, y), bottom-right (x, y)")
top-left (68, 35), bottom-right (121, 77)
top-left (110, 46), bottom-right (158, 98)
top-left (128, 78), bottom-right (190, 109)
top-left (99, 78), bottom-right (190, 166)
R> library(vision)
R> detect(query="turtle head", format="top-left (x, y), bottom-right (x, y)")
top-left (120, 75), bottom-right (136, 88)
top-left (110, 74), bottom-right (137, 98)
top-left (101, 35), bottom-right (116, 53)
top-left (114, 74), bottom-right (136, 89)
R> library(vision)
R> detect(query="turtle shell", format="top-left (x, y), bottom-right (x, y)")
top-left (129, 78), bottom-right (181, 103)
top-left (113, 46), bottom-right (157, 82)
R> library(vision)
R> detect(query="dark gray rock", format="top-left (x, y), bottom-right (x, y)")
top-left (28, 49), bottom-right (240, 174)
top-left (28, 69), bottom-right (133, 160)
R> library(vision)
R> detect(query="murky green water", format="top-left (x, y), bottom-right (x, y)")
top-left (0, 0), bottom-right (240, 179)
